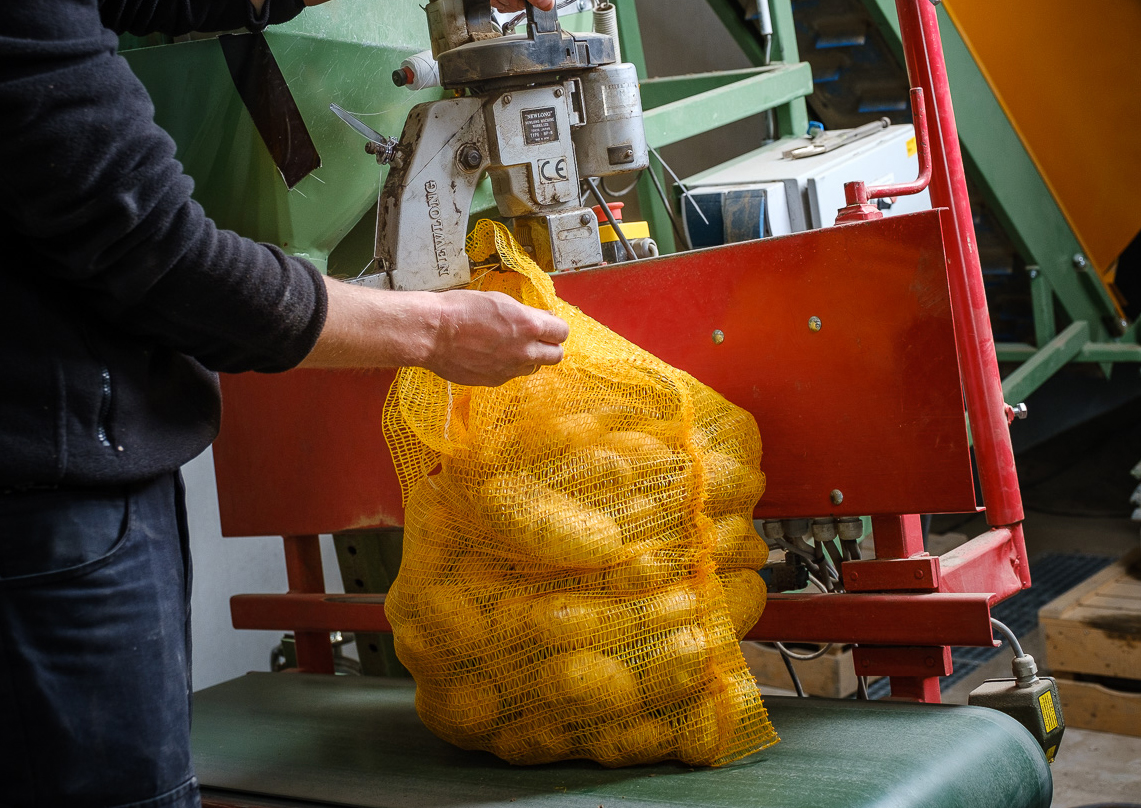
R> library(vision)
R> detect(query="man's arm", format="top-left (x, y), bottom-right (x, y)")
top-left (302, 280), bottom-right (569, 387)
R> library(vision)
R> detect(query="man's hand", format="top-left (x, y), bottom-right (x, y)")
top-left (300, 277), bottom-right (570, 387)
top-left (492, 0), bottom-right (556, 12)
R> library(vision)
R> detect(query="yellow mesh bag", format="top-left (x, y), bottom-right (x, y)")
top-left (383, 220), bottom-right (779, 767)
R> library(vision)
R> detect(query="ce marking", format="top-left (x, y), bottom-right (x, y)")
top-left (537, 157), bottom-right (569, 184)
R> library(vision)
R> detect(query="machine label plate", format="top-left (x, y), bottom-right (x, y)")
top-left (522, 107), bottom-right (558, 145)
top-left (1039, 691), bottom-right (1059, 732)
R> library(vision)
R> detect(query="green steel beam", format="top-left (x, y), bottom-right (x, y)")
top-left (997, 341), bottom-right (1141, 363)
top-left (640, 66), bottom-right (790, 109)
top-left (610, 0), bottom-right (676, 253)
top-left (642, 63), bottom-right (813, 149)
top-left (768, 0), bottom-right (809, 136)
top-left (1001, 322), bottom-right (1090, 403)
top-left (861, 0), bottom-right (1116, 342)
top-left (1028, 267), bottom-right (1056, 348)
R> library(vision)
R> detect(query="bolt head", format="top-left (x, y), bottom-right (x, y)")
top-left (914, 568), bottom-right (925, 579)
top-left (711, 329), bottom-right (725, 345)
top-left (502, 94), bottom-right (512, 106)
top-left (830, 488), bottom-right (843, 505)
top-left (580, 212), bottom-right (593, 226)
top-left (554, 87), bottom-right (564, 98)
top-left (459, 146), bottom-right (482, 170)
top-left (809, 316), bottom-right (822, 332)
top-left (1072, 253), bottom-right (1088, 270)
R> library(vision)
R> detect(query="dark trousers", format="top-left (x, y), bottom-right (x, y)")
top-left (0, 474), bottom-right (200, 808)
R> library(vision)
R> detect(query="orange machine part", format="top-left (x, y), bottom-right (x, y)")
top-left (943, 0), bottom-right (1141, 273)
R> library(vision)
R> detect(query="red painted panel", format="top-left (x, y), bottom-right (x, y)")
top-left (213, 211), bottom-right (975, 537)
top-left (843, 556), bottom-right (940, 592)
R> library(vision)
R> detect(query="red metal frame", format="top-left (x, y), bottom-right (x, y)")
top-left (215, 0), bottom-right (1031, 696)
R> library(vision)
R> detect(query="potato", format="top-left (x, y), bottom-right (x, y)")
top-left (712, 514), bottom-right (769, 570)
top-left (490, 709), bottom-right (574, 765)
top-left (528, 592), bottom-right (607, 650)
top-left (719, 568), bottom-right (767, 639)
top-left (607, 493), bottom-right (660, 542)
top-left (673, 694), bottom-right (725, 766)
top-left (416, 675), bottom-right (500, 740)
top-left (474, 473), bottom-right (539, 536)
top-left (539, 650), bottom-right (641, 717)
top-left (524, 491), bottom-right (624, 567)
top-left (605, 549), bottom-right (674, 595)
top-left (640, 584), bottom-right (700, 635)
top-left (586, 716), bottom-right (671, 767)
top-left (648, 626), bottom-right (712, 700)
top-left (407, 585), bottom-right (491, 661)
top-left (553, 445), bottom-right (634, 504)
top-left (700, 451), bottom-right (765, 516)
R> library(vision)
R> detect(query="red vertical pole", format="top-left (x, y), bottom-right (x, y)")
top-left (870, 514), bottom-right (942, 702)
top-left (893, 0), bottom-right (1025, 529)
top-left (283, 534), bottom-right (335, 674)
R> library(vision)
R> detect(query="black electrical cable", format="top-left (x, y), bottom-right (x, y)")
top-left (584, 177), bottom-right (636, 262)
top-left (779, 648), bottom-right (806, 698)
top-left (643, 165), bottom-right (692, 250)
top-left (856, 675), bottom-right (869, 700)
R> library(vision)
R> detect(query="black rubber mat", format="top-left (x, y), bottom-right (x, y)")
top-left (865, 552), bottom-right (1116, 699)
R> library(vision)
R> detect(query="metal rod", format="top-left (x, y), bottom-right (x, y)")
top-left (894, 0), bottom-right (1025, 530)
top-left (585, 177), bottom-right (636, 262)
top-left (866, 87), bottom-right (931, 199)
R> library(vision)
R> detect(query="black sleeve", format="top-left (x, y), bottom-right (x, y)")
top-left (100, 0), bottom-right (307, 37)
top-left (0, 0), bottom-right (326, 374)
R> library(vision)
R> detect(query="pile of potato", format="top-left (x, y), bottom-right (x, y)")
top-left (387, 369), bottom-right (777, 767)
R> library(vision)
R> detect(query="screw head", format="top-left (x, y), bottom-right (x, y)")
top-left (830, 489), bottom-right (843, 505)
top-left (580, 212), bottom-right (593, 226)
top-left (502, 94), bottom-right (512, 106)
top-left (1028, 268), bottom-right (1039, 280)
top-left (711, 329), bottom-right (725, 345)
top-left (1072, 253), bottom-right (1088, 270)
top-left (914, 568), bottom-right (925, 579)
top-left (458, 145), bottom-right (483, 170)
top-left (554, 87), bottom-right (564, 98)
top-left (809, 316), bottom-right (822, 332)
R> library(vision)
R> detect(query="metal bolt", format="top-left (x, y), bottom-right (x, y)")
top-left (502, 94), bottom-right (512, 106)
top-left (925, 656), bottom-right (936, 667)
top-left (914, 568), bottom-right (925, 579)
top-left (809, 316), bottom-right (822, 332)
top-left (580, 212), bottom-right (593, 226)
top-left (830, 489), bottom-right (843, 505)
top-left (1027, 268), bottom-right (1039, 280)
top-left (1072, 253), bottom-right (1088, 270)
top-left (554, 87), bottom-right (564, 98)
top-left (712, 329), bottom-right (725, 345)
top-left (1012, 402), bottom-right (1028, 420)
top-left (850, 572), bottom-right (860, 581)
top-left (458, 145), bottom-right (483, 171)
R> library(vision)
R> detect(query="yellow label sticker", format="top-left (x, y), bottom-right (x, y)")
top-left (1045, 744), bottom-right (1058, 764)
top-left (906, 136), bottom-right (917, 158)
top-left (1039, 691), bottom-right (1059, 733)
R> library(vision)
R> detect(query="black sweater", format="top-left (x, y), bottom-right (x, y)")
top-left (0, 0), bottom-right (327, 488)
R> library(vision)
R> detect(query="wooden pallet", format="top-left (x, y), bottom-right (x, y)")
top-left (742, 641), bottom-right (875, 697)
top-left (1039, 548), bottom-right (1141, 736)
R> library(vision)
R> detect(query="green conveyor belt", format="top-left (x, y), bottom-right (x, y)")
top-left (192, 673), bottom-right (1051, 808)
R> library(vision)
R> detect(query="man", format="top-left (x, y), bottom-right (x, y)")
top-left (0, 0), bottom-right (561, 805)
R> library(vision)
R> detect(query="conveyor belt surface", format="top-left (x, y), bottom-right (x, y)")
top-left (192, 673), bottom-right (1051, 808)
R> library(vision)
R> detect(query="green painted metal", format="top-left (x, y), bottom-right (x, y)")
top-left (192, 673), bottom-right (1052, 808)
top-left (642, 63), bottom-right (813, 149)
top-left (997, 342), bottom-right (1141, 364)
top-left (1028, 267), bottom-right (1057, 348)
top-left (121, 0), bottom-right (440, 271)
top-left (1001, 322), bottom-right (1091, 404)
